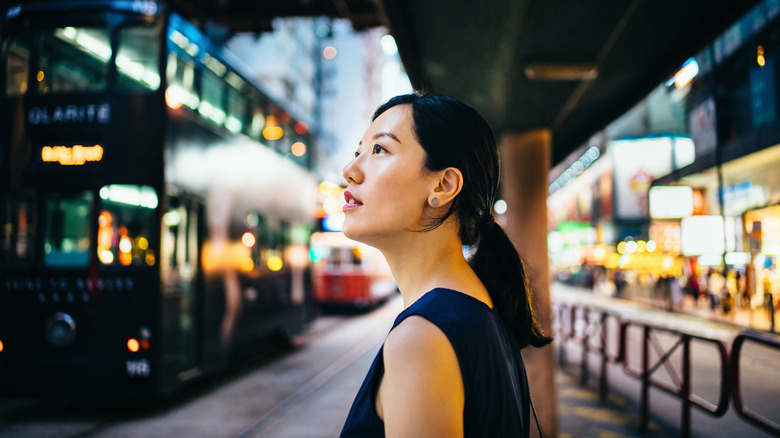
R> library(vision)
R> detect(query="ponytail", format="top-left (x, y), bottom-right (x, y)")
top-left (469, 220), bottom-right (552, 349)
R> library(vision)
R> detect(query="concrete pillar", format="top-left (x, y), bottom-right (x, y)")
top-left (499, 129), bottom-right (556, 438)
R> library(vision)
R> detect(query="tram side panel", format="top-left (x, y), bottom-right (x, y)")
top-left (164, 114), bottom-right (314, 381)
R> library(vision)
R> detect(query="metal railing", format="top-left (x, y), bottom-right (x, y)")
top-left (621, 322), bottom-right (730, 438)
top-left (731, 330), bottom-right (780, 436)
top-left (553, 302), bottom-right (780, 438)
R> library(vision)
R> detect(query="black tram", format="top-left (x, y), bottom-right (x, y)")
top-left (0, 1), bottom-right (318, 398)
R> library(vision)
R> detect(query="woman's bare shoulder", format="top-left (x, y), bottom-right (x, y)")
top-left (380, 315), bottom-right (464, 437)
top-left (384, 315), bottom-right (449, 358)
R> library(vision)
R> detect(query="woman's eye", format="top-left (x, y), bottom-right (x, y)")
top-left (373, 144), bottom-right (384, 154)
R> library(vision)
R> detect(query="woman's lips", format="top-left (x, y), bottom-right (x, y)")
top-left (343, 191), bottom-right (362, 211)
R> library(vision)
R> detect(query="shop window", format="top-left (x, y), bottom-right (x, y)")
top-left (117, 25), bottom-right (160, 91)
top-left (43, 191), bottom-right (92, 267)
top-left (38, 27), bottom-right (109, 94)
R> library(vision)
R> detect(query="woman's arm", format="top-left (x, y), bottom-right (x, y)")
top-left (377, 315), bottom-right (465, 438)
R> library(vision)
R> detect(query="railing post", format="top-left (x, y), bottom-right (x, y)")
top-left (641, 324), bottom-right (650, 430)
top-left (558, 305), bottom-right (567, 366)
top-left (581, 307), bottom-right (590, 386)
top-left (681, 334), bottom-right (691, 438)
top-left (599, 311), bottom-right (608, 400)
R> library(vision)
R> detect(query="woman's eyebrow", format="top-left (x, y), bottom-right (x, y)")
top-left (358, 131), bottom-right (401, 146)
top-left (373, 131), bottom-right (401, 143)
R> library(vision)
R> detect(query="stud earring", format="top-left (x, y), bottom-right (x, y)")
top-left (431, 198), bottom-right (439, 206)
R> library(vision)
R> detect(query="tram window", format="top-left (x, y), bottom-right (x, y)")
top-left (38, 27), bottom-right (109, 94)
top-left (0, 195), bottom-right (36, 266)
top-left (166, 53), bottom-right (197, 109)
top-left (226, 85), bottom-right (247, 134)
top-left (117, 26), bottom-right (160, 91)
top-left (98, 185), bottom-right (158, 267)
top-left (249, 105), bottom-right (265, 139)
top-left (5, 35), bottom-right (31, 96)
top-left (43, 192), bottom-right (92, 268)
top-left (199, 69), bottom-right (225, 125)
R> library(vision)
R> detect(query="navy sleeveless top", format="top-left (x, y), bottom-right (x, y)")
top-left (340, 288), bottom-right (530, 437)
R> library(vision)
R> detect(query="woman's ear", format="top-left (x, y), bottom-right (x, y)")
top-left (428, 167), bottom-right (463, 207)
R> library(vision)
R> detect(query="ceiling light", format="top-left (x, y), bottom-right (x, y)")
top-left (524, 63), bottom-right (598, 81)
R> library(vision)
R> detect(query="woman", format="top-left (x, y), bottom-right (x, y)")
top-left (339, 93), bottom-right (551, 438)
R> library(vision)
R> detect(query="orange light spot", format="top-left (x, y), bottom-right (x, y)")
top-left (263, 125), bottom-right (283, 140)
top-left (140, 340), bottom-right (150, 350)
top-left (242, 232), bottom-right (256, 248)
top-left (127, 338), bottom-right (140, 352)
top-left (291, 142), bottom-right (306, 157)
top-left (294, 121), bottom-right (308, 135)
top-left (0, 340), bottom-right (4, 352)
top-left (165, 88), bottom-right (183, 110)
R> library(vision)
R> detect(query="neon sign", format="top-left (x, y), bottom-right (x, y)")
top-left (41, 145), bottom-right (104, 165)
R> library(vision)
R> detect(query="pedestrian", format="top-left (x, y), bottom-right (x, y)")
top-left (339, 93), bottom-right (552, 438)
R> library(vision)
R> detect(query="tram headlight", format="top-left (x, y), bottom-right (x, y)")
top-left (127, 338), bottom-right (140, 353)
top-left (44, 312), bottom-right (77, 348)
top-left (0, 339), bottom-right (4, 352)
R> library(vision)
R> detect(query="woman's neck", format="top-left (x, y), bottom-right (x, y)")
top-left (378, 222), bottom-right (489, 308)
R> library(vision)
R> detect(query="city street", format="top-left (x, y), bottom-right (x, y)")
top-left (0, 298), bottom-right (402, 438)
top-left (1, 285), bottom-right (777, 437)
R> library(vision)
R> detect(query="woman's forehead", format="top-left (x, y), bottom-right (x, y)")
top-left (368, 105), bottom-right (415, 137)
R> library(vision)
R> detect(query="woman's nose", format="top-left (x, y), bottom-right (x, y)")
top-left (342, 156), bottom-right (363, 185)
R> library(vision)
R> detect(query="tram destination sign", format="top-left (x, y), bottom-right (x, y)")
top-left (40, 144), bottom-right (104, 166)
top-left (28, 103), bottom-right (111, 126)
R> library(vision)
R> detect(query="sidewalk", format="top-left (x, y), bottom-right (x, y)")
top-left (594, 279), bottom-right (778, 334)
top-left (556, 363), bottom-right (674, 438)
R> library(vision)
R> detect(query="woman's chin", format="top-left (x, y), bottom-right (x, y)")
top-left (341, 223), bottom-right (358, 240)
top-left (342, 224), bottom-right (370, 245)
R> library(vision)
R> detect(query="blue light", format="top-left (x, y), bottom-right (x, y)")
top-left (322, 214), bottom-right (345, 232)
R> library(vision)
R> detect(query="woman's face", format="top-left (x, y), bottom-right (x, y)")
top-left (341, 104), bottom-right (434, 246)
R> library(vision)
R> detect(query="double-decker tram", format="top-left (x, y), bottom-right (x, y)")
top-left (0, 1), bottom-right (318, 398)
top-left (310, 231), bottom-right (396, 309)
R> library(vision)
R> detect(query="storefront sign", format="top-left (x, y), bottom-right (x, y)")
top-left (649, 186), bottom-right (693, 218)
top-left (689, 98), bottom-right (717, 157)
top-left (610, 136), bottom-right (693, 220)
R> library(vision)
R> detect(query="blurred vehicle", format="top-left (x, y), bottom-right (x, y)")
top-left (310, 231), bottom-right (396, 309)
top-left (0, 1), bottom-right (317, 398)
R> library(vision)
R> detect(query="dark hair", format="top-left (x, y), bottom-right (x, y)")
top-left (372, 93), bottom-right (552, 349)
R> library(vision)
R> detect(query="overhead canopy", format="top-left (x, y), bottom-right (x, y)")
top-left (169, 0), bottom-right (763, 164)
top-left (2, 0), bottom-right (762, 165)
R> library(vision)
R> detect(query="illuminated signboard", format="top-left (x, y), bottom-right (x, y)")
top-left (41, 144), bottom-right (104, 165)
top-left (681, 215), bottom-right (725, 256)
top-left (649, 186), bottom-right (693, 219)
